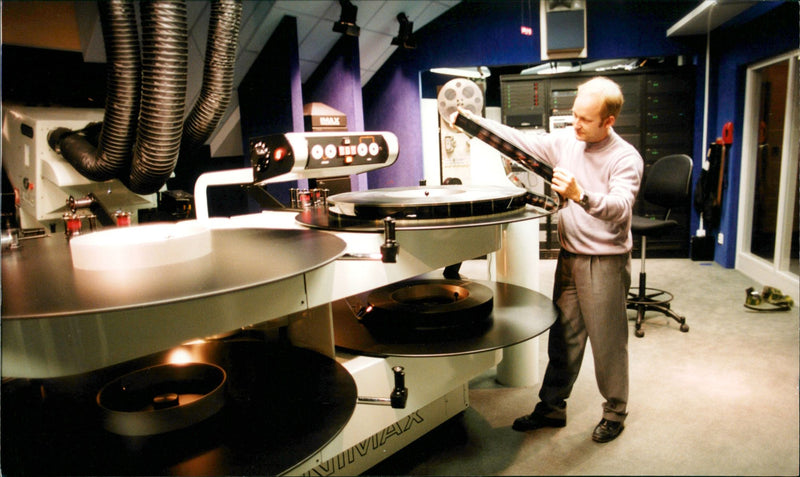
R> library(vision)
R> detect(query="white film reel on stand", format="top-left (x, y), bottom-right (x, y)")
top-left (438, 78), bottom-right (523, 190)
top-left (436, 78), bottom-right (485, 185)
top-left (437, 78), bottom-right (485, 119)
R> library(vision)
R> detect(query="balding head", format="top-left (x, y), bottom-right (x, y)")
top-left (577, 77), bottom-right (624, 120)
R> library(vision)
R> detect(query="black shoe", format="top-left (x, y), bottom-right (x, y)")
top-left (592, 418), bottom-right (624, 443)
top-left (512, 412), bottom-right (566, 432)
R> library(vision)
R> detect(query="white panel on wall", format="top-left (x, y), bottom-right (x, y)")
top-left (420, 98), bottom-right (441, 185)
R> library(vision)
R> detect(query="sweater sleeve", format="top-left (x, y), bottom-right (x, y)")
top-left (584, 152), bottom-right (643, 225)
top-left (458, 113), bottom-right (642, 254)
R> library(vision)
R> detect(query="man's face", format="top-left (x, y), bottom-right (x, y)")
top-left (572, 92), bottom-right (613, 143)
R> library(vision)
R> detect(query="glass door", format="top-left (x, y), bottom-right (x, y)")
top-left (737, 50), bottom-right (799, 293)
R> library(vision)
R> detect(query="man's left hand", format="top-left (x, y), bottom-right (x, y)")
top-left (552, 167), bottom-right (583, 203)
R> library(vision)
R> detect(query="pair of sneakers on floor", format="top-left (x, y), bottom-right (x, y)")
top-left (512, 402), bottom-right (624, 443)
top-left (744, 286), bottom-right (794, 312)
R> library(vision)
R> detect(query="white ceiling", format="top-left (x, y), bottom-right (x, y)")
top-left (242, 0), bottom-right (461, 86)
top-left (79, 0), bottom-right (461, 86)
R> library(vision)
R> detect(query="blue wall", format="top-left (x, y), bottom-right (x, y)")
top-left (360, 0), bottom-right (798, 268)
top-left (700, 2), bottom-right (798, 267)
top-left (304, 34), bottom-right (367, 191)
top-left (239, 15), bottom-right (304, 207)
top-left (362, 0), bottom-right (697, 188)
top-left (304, 35), bottom-right (365, 132)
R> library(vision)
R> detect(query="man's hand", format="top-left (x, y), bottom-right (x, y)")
top-left (445, 107), bottom-right (471, 127)
top-left (447, 110), bottom-right (459, 126)
top-left (552, 167), bottom-right (584, 203)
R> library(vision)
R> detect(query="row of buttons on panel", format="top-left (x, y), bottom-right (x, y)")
top-left (310, 141), bottom-right (381, 161)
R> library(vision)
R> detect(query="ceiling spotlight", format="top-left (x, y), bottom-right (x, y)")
top-left (333, 0), bottom-right (360, 37)
top-left (391, 12), bottom-right (416, 50)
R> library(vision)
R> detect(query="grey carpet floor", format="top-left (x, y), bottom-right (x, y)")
top-left (365, 259), bottom-right (799, 476)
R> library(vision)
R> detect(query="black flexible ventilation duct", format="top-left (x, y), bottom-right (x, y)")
top-left (49, 0), bottom-right (141, 183)
top-left (128, 0), bottom-right (188, 195)
top-left (180, 0), bottom-right (242, 161)
top-left (48, 0), bottom-right (242, 196)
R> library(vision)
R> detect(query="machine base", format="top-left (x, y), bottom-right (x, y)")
top-left (286, 351), bottom-right (500, 475)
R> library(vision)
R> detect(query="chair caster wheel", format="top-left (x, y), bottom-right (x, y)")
top-left (635, 328), bottom-right (644, 338)
top-left (680, 323), bottom-right (689, 332)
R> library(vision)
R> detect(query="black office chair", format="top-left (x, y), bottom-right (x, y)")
top-left (628, 154), bottom-right (693, 338)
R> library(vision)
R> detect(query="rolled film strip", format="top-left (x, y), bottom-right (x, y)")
top-left (436, 78), bottom-right (560, 210)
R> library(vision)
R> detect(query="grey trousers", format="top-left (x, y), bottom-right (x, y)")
top-left (537, 250), bottom-right (631, 423)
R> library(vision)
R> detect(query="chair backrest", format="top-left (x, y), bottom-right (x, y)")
top-left (642, 154), bottom-right (693, 210)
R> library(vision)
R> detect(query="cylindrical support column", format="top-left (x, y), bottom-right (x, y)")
top-left (492, 219), bottom-right (542, 387)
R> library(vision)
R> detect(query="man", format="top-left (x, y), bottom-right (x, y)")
top-left (455, 76), bottom-right (642, 443)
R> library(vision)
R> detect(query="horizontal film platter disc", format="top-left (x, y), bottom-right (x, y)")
top-left (327, 185), bottom-right (527, 221)
top-left (332, 277), bottom-right (558, 357)
top-left (1, 339), bottom-right (357, 476)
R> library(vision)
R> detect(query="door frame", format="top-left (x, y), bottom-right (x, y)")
top-left (736, 49), bottom-right (799, 293)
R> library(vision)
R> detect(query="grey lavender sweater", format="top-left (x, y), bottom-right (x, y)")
top-left (472, 117), bottom-right (643, 255)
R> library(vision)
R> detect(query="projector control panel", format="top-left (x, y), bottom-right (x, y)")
top-left (250, 131), bottom-right (399, 185)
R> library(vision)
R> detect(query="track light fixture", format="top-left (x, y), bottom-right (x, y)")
top-left (333, 0), bottom-right (360, 37)
top-left (391, 12), bottom-right (416, 49)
